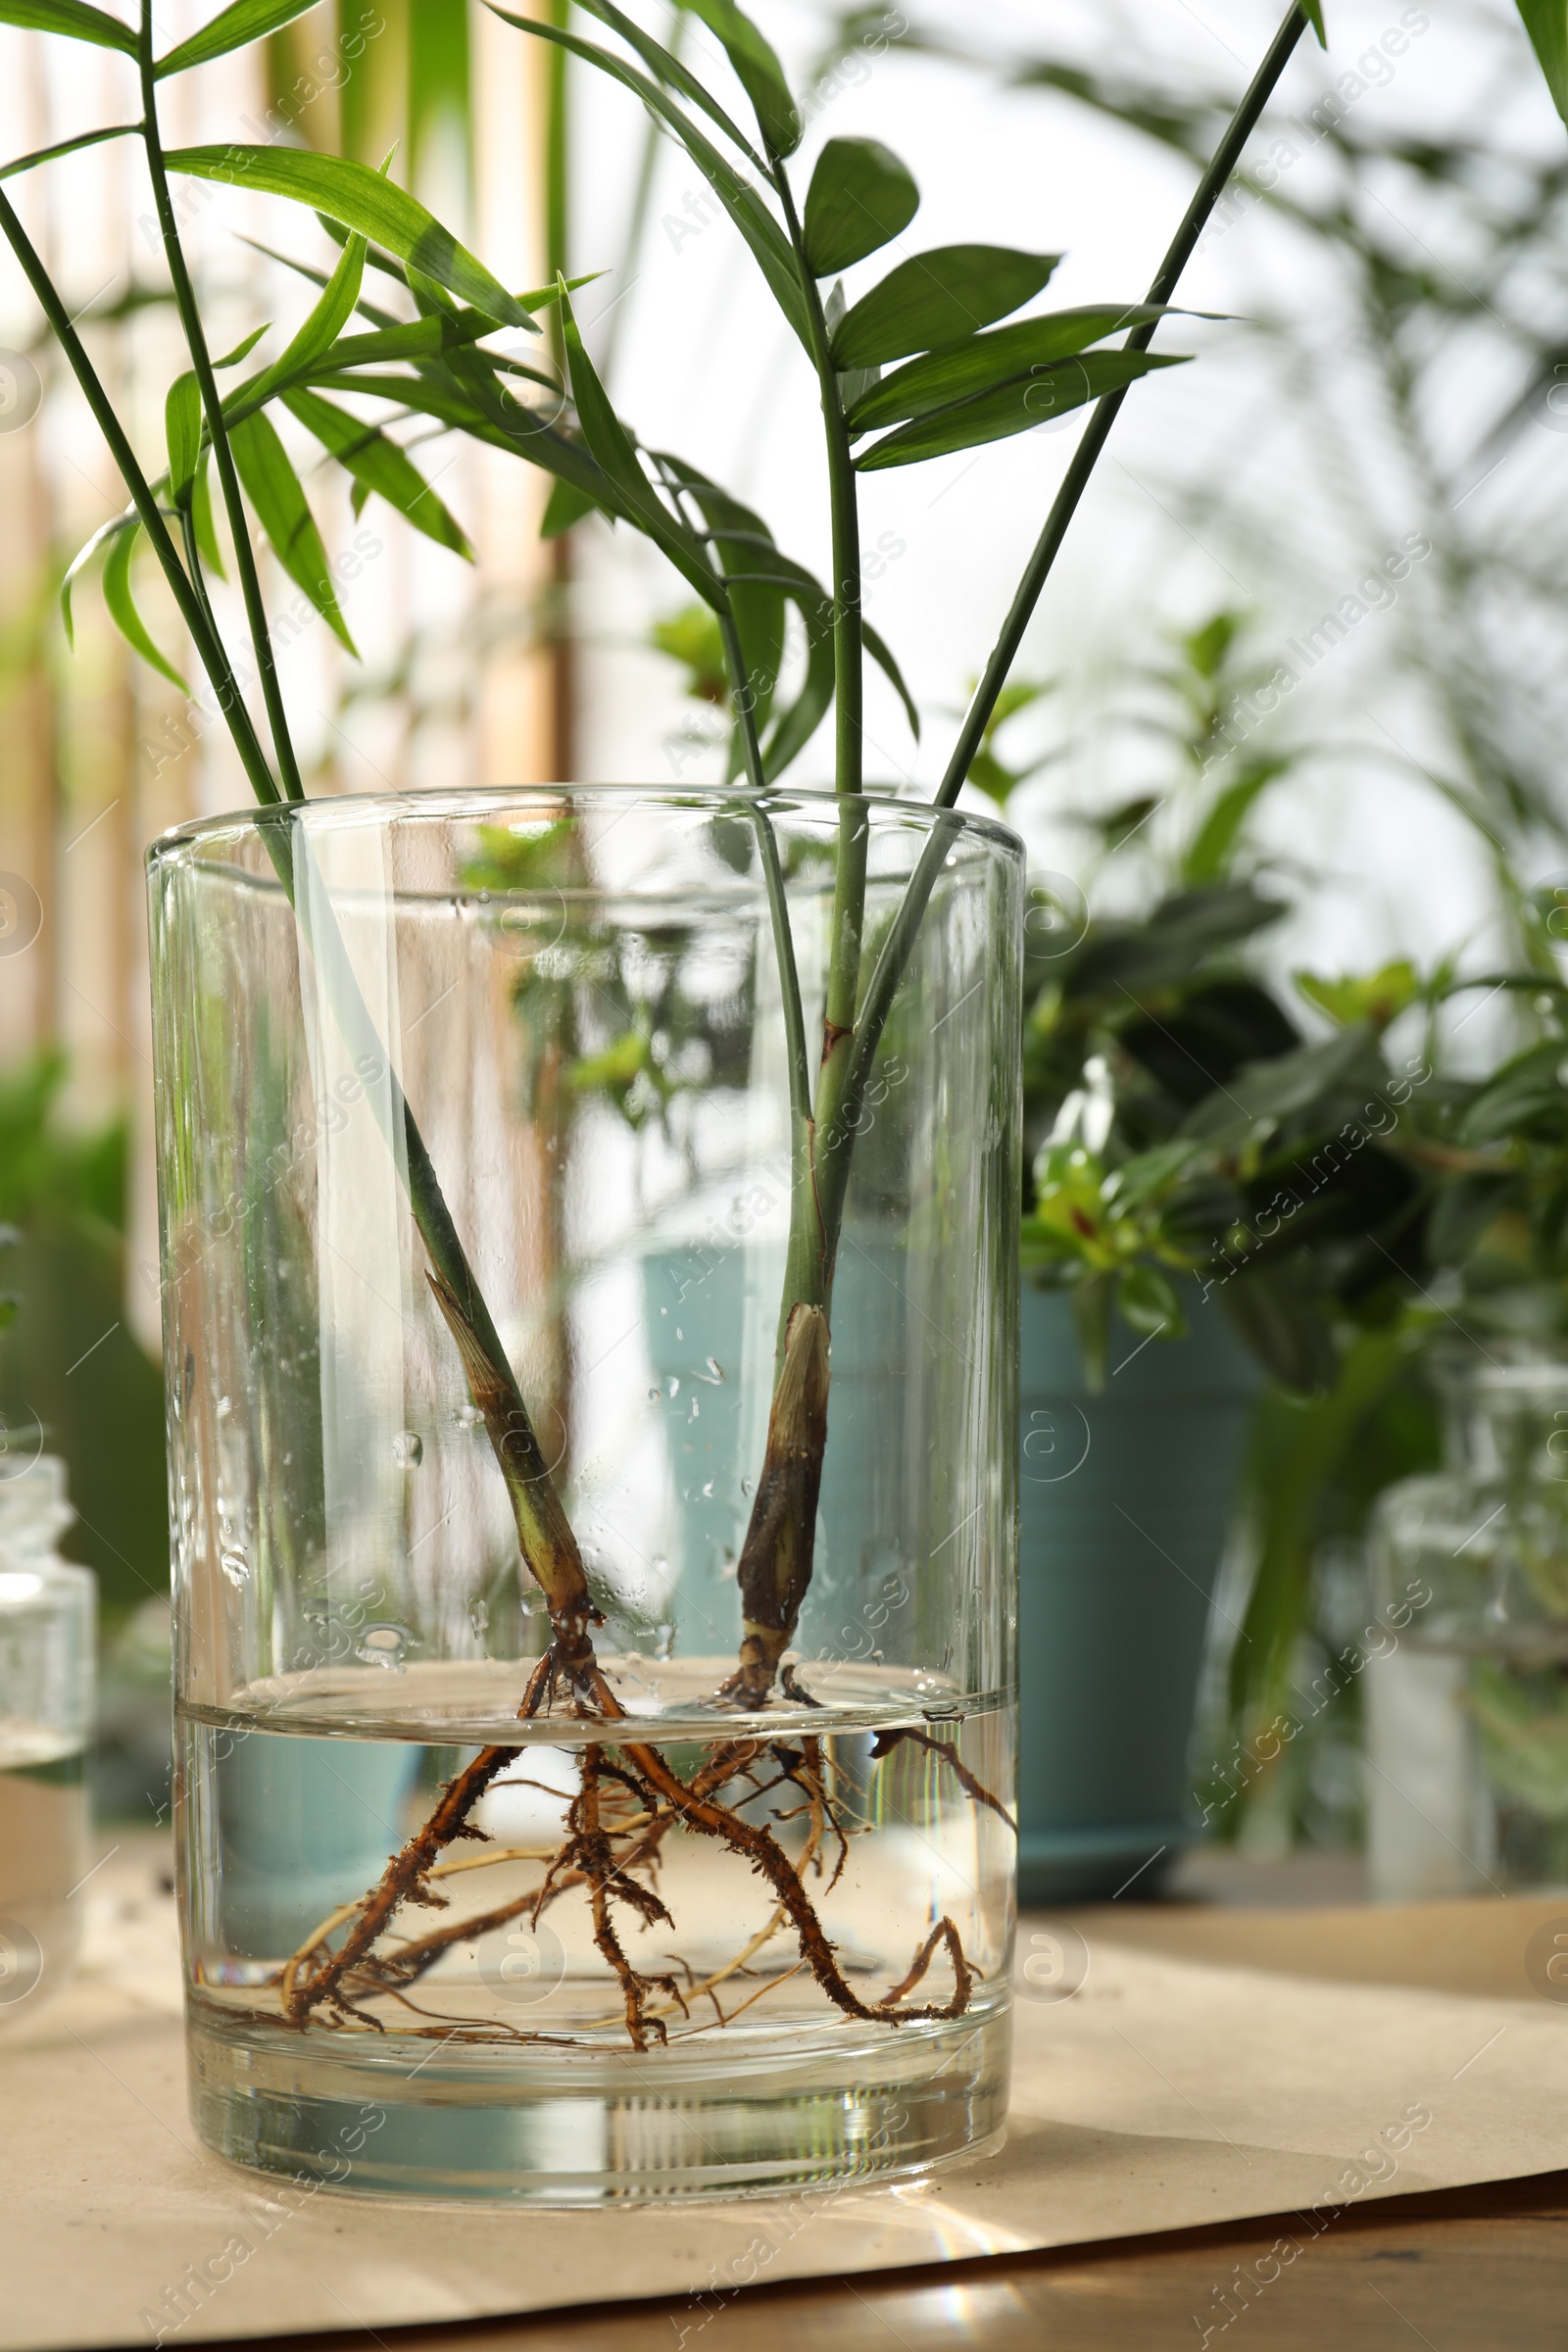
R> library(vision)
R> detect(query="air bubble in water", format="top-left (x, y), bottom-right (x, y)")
top-left (392, 1430), bottom-right (423, 1469)
top-left (215, 1396), bottom-right (232, 1421)
top-left (358, 1625), bottom-right (406, 1667)
top-left (456, 1403), bottom-right (484, 1432)
top-left (220, 1547), bottom-right (248, 1588)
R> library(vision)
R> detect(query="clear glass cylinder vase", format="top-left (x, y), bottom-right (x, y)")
top-left (148, 785), bottom-right (1021, 2203)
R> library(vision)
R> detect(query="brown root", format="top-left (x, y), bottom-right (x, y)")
top-left (869, 1726), bottom-right (1016, 1836)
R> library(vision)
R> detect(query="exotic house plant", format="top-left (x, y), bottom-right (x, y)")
top-left (8, 0), bottom-right (1564, 2201)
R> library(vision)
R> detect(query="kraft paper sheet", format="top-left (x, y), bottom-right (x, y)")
top-left (3, 1847), bottom-right (1565, 2350)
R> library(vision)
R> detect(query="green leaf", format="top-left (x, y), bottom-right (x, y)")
top-left (857, 350), bottom-right (1186, 470)
top-left (282, 387), bottom-right (473, 559)
top-left (165, 372), bottom-right (202, 510)
top-left (165, 148), bottom-right (536, 331)
top-left (1117, 1262), bottom-right (1185, 1341)
top-left (833, 246), bottom-right (1063, 368)
top-left (1515, 0), bottom-right (1568, 122)
top-left (191, 450), bottom-right (225, 579)
top-left (61, 512), bottom-right (129, 648)
top-left (540, 476), bottom-right (600, 537)
top-left (0, 3), bottom-right (134, 54)
top-left (1294, 959), bottom-right (1420, 1033)
top-left (847, 305), bottom-right (1175, 432)
top-left (0, 122), bottom-right (139, 183)
top-left (155, 0), bottom-right (318, 77)
top-left (1181, 756), bottom-right (1290, 886)
top-left (232, 232), bottom-right (367, 415)
top-left (651, 457), bottom-right (783, 764)
top-left (102, 523), bottom-right (189, 691)
top-left (557, 283), bottom-right (725, 610)
top-left (572, 0), bottom-right (762, 166)
top-left (229, 410), bottom-right (357, 652)
top-left (864, 616), bottom-right (919, 739)
top-left (803, 137), bottom-right (918, 276)
top-left (1300, 0), bottom-right (1327, 45)
top-left (212, 323), bottom-right (269, 369)
top-left (485, 7), bottom-right (810, 345)
top-left (679, 0), bottom-right (801, 158)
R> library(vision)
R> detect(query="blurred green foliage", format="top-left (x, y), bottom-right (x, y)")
top-left (0, 1054), bottom-right (168, 1630)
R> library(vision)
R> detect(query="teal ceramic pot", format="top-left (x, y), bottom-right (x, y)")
top-left (1017, 1284), bottom-right (1259, 1903)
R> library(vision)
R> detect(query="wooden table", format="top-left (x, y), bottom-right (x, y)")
top-left (184, 1887), bottom-right (1568, 2352)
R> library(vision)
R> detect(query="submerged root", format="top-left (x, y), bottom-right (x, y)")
top-left (869, 1727), bottom-right (1017, 1836)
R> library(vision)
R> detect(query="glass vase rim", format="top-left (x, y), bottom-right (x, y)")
top-left (145, 781), bottom-right (1025, 866)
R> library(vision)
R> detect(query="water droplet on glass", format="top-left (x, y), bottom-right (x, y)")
top-left (649, 1387), bottom-right (662, 1403)
top-left (469, 1596), bottom-right (489, 1639)
top-left (703, 1356), bottom-right (724, 1385)
top-left (357, 1625), bottom-right (406, 1668)
top-left (456, 1403), bottom-right (483, 1432)
top-left (701, 1480), bottom-right (714, 1498)
top-left (215, 1396), bottom-right (232, 1421)
top-left (392, 1430), bottom-right (423, 1469)
top-left (675, 1327), bottom-right (684, 1342)
top-left (220, 1548), bottom-right (248, 1588)
top-left (666, 1376), bottom-right (680, 1398)
top-left (740, 1476), bottom-right (753, 1496)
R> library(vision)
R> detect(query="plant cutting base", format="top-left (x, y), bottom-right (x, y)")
top-left (186, 2001), bottom-right (1010, 2204)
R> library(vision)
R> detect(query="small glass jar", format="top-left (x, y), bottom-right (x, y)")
top-left (0, 1455), bottom-right (95, 2010)
top-left (1368, 1349), bottom-right (1568, 1893)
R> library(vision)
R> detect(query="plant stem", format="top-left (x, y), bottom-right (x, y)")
top-left (0, 187), bottom-right (283, 807)
top-left (935, 0), bottom-right (1313, 808)
top-left (138, 1), bottom-right (306, 802)
top-left (821, 1), bottom-right (1318, 1233)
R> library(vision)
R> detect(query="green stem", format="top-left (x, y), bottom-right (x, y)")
top-left (0, 187), bottom-right (282, 807)
top-left (935, 0), bottom-right (1313, 808)
top-left (138, 3), bottom-right (305, 803)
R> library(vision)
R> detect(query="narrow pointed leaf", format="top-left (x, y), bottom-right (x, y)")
top-left (1515, 0), bottom-right (1568, 122)
top-left (485, 5), bottom-right (809, 345)
top-left (1300, 0), bottom-right (1327, 43)
top-left (191, 450), bottom-right (225, 578)
top-left (803, 138), bottom-right (918, 276)
top-left (847, 306), bottom-right (1177, 432)
top-left (103, 524), bottom-right (189, 690)
top-left (282, 387), bottom-right (473, 558)
top-left (0, 3), bottom-right (135, 53)
top-left (233, 232), bottom-right (367, 414)
top-left (558, 287), bottom-right (725, 609)
top-left (61, 511), bottom-right (131, 647)
top-left (573, 0), bottom-right (762, 166)
top-left (541, 476), bottom-right (601, 537)
top-left (165, 148), bottom-right (536, 330)
top-left (679, 0), bottom-right (800, 157)
top-left (864, 617), bottom-right (919, 739)
top-left (0, 122), bottom-right (138, 182)
top-left (165, 372), bottom-right (202, 508)
top-left (856, 350), bottom-right (1188, 470)
top-left (833, 245), bottom-right (1063, 368)
top-left (156, 0), bottom-right (318, 76)
top-left (230, 410), bottom-right (357, 652)
top-left (212, 323), bottom-right (269, 369)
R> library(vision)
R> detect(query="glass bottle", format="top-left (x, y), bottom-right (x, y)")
top-left (0, 1455), bottom-right (95, 2010)
top-left (1368, 1348), bottom-right (1568, 1893)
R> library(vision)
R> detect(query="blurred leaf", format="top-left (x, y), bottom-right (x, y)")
top-left (0, 3), bottom-right (135, 53)
top-left (61, 512), bottom-right (129, 648)
top-left (486, 6), bottom-right (810, 343)
top-left (848, 304), bottom-right (1172, 429)
top-left (1427, 1171), bottom-right (1520, 1265)
top-left (1182, 756), bottom-right (1290, 886)
top-left (834, 247), bottom-right (1065, 368)
top-left (165, 147), bottom-right (535, 329)
top-left (1065, 883), bottom-right (1286, 1000)
top-left (102, 523), bottom-right (189, 690)
top-left (1220, 1264), bottom-right (1338, 1393)
top-left (803, 137), bottom-right (918, 275)
top-left (541, 476), bottom-right (601, 537)
top-left (229, 410), bottom-right (357, 652)
top-left (1300, 0), bottom-right (1327, 41)
top-left (164, 373), bottom-right (202, 511)
top-left (652, 603), bottom-right (730, 703)
top-left (1459, 1042), bottom-right (1568, 1146)
top-left (1295, 959), bottom-right (1421, 1033)
top-left (574, 0), bottom-right (761, 164)
top-left (1118, 1260), bottom-right (1185, 1339)
top-left (858, 349), bottom-right (1186, 469)
top-left (155, 0), bottom-right (318, 76)
top-left (679, 0), bottom-right (801, 156)
top-left (282, 387), bottom-right (473, 558)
